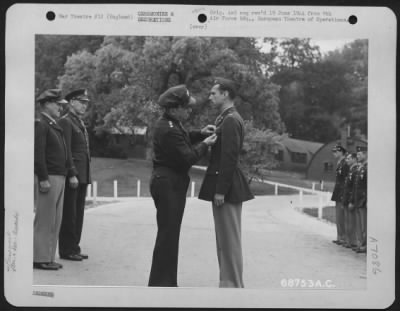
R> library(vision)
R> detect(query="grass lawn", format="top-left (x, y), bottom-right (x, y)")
top-left (90, 157), bottom-right (323, 197)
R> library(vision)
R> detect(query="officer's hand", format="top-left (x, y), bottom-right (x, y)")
top-left (214, 193), bottom-right (225, 207)
top-left (201, 125), bottom-right (216, 136)
top-left (348, 203), bottom-right (354, 211)
top-left (69, 176), bottom-right (79, 189)
top-left (39, 180), bottom-right (51, 193)
top-left (203, 133), bottom-right (217, 146)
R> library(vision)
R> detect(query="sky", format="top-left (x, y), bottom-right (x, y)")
top-left (259, 38), bottom-right (356, 56)
top-left (310, 39), bottom-right (356, 54)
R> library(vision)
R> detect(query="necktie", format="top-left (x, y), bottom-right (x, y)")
top-left (79, 118), bottom-right (90, 158)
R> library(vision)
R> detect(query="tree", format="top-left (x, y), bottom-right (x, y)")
top-left (58, 36), bottom-right (285, 147)
top-left (270, 39), bottom-right (368, 142)
top-left (262, 38), bottom-right (321, 74)
top-left (325, 39), bottom-right (368, 136)
top-left (35, 35), bottom-right (103, 93)
top-left (48, 35), bottom-right (284, 176)
top-left (241, 120), bottom-right (280, 184)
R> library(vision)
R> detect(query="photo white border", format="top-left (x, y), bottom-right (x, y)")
top-left (4, 4), bottom-right (396, 308)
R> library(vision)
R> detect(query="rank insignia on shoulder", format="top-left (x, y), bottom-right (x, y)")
top-left (169, 121), bottom-right (174, 128)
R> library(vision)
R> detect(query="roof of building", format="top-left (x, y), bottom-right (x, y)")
top-left (276, 137), bottom-right (323, 154)
top-left (109, 126), bottom-right (147, 135)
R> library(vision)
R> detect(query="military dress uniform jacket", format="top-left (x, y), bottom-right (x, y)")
top-left (353, 162), bottom-right (367, 208)
top-left (34, 113), bottom-right (69, 181)
top-left (331, 157), bottom-right (349, 202)
top-left (198, 107), bottom-right (254, 204)
top-left (342, 164), bottom-right (359, 207)
top-left (152, 113), bottom-right (208, 175)
top-left (58, 113), bottom-right (91, 184)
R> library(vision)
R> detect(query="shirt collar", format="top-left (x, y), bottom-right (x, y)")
top-left (217, 106), bottom-right (235, 119)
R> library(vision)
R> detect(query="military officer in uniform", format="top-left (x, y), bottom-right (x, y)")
top-left (342, 153), bottom-right (359, 249)
top-left (58, 89), bottom-right (91, 261)
top-left (34, 89), bottom-right (69, 270)
top-left (354, 146), bottom-right (367, 253)
top-left (331, 145), bottom-right (348, 246)
top-left (199, 78), bottom-right (254, 288)
top-left (148, 84), bottom-right (217, 287)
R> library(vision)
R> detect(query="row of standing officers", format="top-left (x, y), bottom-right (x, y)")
top-left (331, 144), bottom-right (368, 254)
top-left (34, 88), bottom-right (91, 270)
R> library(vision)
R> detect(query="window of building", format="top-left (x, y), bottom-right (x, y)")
top-left (324, 162), bottom-right (334, 172)
top-left (291, 152), bottom-right (307, 163)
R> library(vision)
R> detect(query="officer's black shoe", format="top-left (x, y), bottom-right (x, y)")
top-left (60, 254), bottom-right (83, 261)
top-left (33, 262), bottom-right (59, 270)
top-left (78, 253), bottom-right (89, 260)
top-left (356, 247), bottom-right (366, 253)
top-left (51, 262), bottom-right (63, 269)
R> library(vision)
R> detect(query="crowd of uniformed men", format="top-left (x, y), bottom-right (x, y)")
top-left (331, 144), bottom-right (368, 254)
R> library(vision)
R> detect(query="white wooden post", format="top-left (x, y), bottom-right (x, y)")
top-left (318, 194), bottom-right (323, 219)
top-left (137, 180), bottom-right (141, 197)
top-left (274, 183), bottom-right (278, 195)
top-left (191, 181), bottom-right (195, 198)
top-left (299, 190), bottom-right (303, 202)
top-left (93, 181), bottom-right (97, 203)
top-left (320, 180), bottom-right (324, 190)
top-left (312, 182), bottom-right (315, 192)
top-left (113, 180), bottom-right (118, 198)
top-left (87, 184), bottom-right (92, 199)
top-left (326, 192), bottom-right (332, 203)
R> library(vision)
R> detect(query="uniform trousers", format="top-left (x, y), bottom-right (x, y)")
top-left (148, 170), bottom-right (189, 287)
top-left (59, 183), bottom-right (88, 256)
top-left (335, 202), bottom-right (345, 241)
top-left (346, 207), bottom-right (357, 245)
top-left (34, 175), bottom-right (65, 263)
top-left (358, 207), bottom-right (367, 246)
top-left (212, 202), bottom-right (244, 288)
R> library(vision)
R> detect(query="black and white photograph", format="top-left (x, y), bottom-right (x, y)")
top-left (4, 4), bottom-right (396, 309)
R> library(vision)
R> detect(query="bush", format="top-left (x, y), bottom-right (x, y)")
top-left (104, 142), bottom-right (128, 159)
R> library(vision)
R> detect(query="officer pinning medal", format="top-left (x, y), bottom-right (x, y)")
top-left (148, 84), bottom-right (217, 287)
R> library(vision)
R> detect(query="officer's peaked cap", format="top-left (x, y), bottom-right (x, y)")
top-left (158, 85), bottom-right (195, 108)
top-left (37, 89), bottom-right (67, 105)
top-left (65, 89), bottom-right (90, 102)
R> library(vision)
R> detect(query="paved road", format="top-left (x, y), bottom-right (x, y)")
top-left (33, 195), bottom-right (366, 289)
